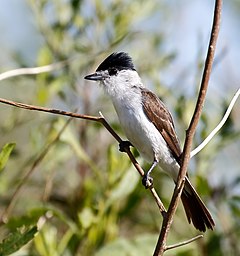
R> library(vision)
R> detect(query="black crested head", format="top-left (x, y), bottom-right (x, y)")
top-left (96, 52), bottom-right (135, 73)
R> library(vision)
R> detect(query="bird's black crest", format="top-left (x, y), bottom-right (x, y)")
top-left (96, 52), bottom-right (135, 72)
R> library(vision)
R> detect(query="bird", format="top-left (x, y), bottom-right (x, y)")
top-left (84, 52), bottom-right (215, 232)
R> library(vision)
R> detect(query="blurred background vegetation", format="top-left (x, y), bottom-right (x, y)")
top-left (0, 0), bottom-right (240, 255)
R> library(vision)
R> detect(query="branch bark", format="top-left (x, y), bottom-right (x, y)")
top-left (0, 1), bottom-right (226, 252)
top-left (165, 235), bottom-right (203, 251)
top-left (153, 0), bottom-right (222, 255)
top-left (0, 97), bottom-right (166, 218)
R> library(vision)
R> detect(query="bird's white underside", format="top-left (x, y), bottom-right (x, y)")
top-left (100, 69), bottom-right (180, 181)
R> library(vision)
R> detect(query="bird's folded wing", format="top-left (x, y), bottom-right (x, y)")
top-left (141, 88), bottom-right (182, 164)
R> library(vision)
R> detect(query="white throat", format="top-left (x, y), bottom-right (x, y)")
top-left (100, 69), bottom-right (143, 101)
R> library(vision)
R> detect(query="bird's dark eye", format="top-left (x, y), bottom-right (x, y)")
top-left (108, 67), bottom-right (118, 76)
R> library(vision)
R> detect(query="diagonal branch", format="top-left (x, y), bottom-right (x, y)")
top-left (165, 235), bottom-right (203, 251)
top-left (154, 0), bottom-right (222, 255)
top-left (0, 97), bottom-right (166, 216)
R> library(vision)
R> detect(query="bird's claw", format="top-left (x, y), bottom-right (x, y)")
top-left (119, 140), bottom-right (132, 152)
top-left (142, 174), bottom-right (153, 189)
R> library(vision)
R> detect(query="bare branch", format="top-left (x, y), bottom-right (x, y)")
top-left (154, 1), bottom-right (222, 255)
top-left (0, 60), bottom-right (70, 81)
top-left (0, 97), bottom-right (102, 121)
top-left (0, 97), bottom-right (166, 216)
top-left (191, 87), bottom-right (240, 158)
top-left (165, 235), bottom-right (203, 251)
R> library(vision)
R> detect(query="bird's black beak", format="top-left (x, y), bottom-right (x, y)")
top-left (84, 72), bottom-right (103, 81)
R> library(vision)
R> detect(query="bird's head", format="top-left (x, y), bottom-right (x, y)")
top-left (84, 52), bottom-right (142, 96)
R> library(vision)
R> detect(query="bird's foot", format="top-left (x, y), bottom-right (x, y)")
top-left (119, 140), bottom-right (132, 152)
top-left (142, 160), bottom-right (158, 189)
top-left (142, 174), bottom-right (153, 189)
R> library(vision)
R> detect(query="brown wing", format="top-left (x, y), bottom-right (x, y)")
top-left (141, 88), bottom-right (182, 164)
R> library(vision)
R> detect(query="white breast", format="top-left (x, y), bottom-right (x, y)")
top-left (101, 70), bottom-right (180, 179)
top-left (112, 88), bottom-right (178, 174)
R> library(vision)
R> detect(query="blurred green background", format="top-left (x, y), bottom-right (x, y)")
top-left (0, 0), bottom-right (240, 255)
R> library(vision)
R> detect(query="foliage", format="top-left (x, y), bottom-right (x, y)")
top-left (0, 0), bottom-right (239, 255)
top-left (0, 226), bottom-right (37, 256)
top-left (0, 143), bottom-right (15, 173)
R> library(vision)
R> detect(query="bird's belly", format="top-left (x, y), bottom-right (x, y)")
top-left (129, 120), bottom-right (180, 180)
top-left (124, 120), bottom-right (155, 162)
top-left (113, 100), bottom-right (180, 179)
top-left (116, 106), bottom-right (171, 160)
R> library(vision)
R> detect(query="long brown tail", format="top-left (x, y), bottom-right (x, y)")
top-left (181, 177), bottom-right (215, 232)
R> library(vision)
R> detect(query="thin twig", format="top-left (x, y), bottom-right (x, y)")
top-left (191, 87), bottom-right (240, 158)
top-left (0, 60), bottom-right (70, 81)
top-left (0, 97), bottom-right (102, 122)
top-left (0, 97), bottom-right (166, 215)
top-left (154, 1), bottom-right (222, 255)
top-left (165, 235), bottom-right (203, 251)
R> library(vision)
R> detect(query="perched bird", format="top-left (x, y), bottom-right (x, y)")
top-left (84, 52), bottom-right (215, 232)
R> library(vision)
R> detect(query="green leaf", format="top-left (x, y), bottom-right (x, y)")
top-left (0, 226), bottom-right (38, 256)
top-left (0, 143), bottom-right (15, 172)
